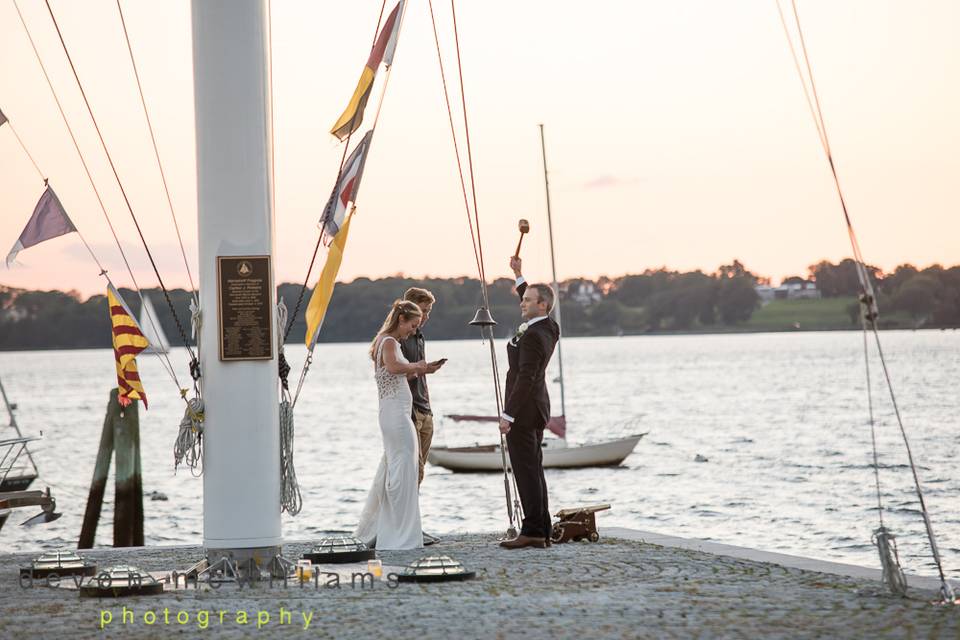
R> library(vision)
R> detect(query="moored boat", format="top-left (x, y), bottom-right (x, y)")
top-left (428, 432), bottom-right (646, 472)
top-left (428, 126), bottom-right (646, 474)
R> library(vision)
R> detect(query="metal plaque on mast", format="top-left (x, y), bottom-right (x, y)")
top-left (216, 255), bottom-right (273, 361)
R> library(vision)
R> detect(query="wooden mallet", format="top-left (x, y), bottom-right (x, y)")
top-left (514, 219), bottom-right (530, 258)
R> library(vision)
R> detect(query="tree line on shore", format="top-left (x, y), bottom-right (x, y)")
top-left (1, 259), bottom-right (958, 350)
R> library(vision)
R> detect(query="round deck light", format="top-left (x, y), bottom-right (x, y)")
top-left (20, 550), bottom-right (97, 579)
top-left (303, 535), bottom-right (376, 564)
top-left (396, 555), bottom-right (476, 583)
top-left (79, 565), bottom-right (163, 597)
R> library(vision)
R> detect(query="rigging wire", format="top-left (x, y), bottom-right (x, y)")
top-left (276, 300), bottom-right (301, 514)
top-left (862, 328), bottom-right (884, 529)
top-left (449, 0), bottom-right (490, 303)
top-left (426, 0), bottom-right (483, 285)
top-left (1, 117), bottom-right (45, 180)
top-left (42, 0), bottom-right (197, 367)
top-left (425, 0), bottom-right (521, 532)
top-left (0, 110), bottom-right (112, 292)
top-left (264, 0), bottom-right (301, 496)
top-left (777, 0), bottom-right (955, 601)
top-left (289, 4), bottom-right (409, 410)
top-left (282, 0), bottom-right (389, 347)
top-left (368, 2), bottom-right (407, 132)
top-left (114, 0), bottom-right (198, 301)
top-left (12, 0), bottom-right (180, 388)
top-left (773, 0), bottom-right (827, 155)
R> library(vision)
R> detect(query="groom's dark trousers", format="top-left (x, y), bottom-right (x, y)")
top-left (503, 282), bottom-right (560, 539)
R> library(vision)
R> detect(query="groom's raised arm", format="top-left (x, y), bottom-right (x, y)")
top-left (511, 255), bottom-right (527, 300)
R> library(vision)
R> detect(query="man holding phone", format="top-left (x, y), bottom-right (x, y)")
top-left (400, 287), bottom-right (445, 493)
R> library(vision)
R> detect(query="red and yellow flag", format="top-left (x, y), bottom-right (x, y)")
top-left (107, 283), bottom-right (149, 408)
top-left (330, 1), bottom-right (405, 140)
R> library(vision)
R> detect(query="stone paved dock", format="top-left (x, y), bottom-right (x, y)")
top-left (1, 532), bottom-right (957, 638)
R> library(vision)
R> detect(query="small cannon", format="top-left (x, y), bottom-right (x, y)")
top-left (551, 503), bottom-right (611, 543)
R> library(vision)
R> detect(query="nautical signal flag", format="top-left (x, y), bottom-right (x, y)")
top-left (329, 0), bottom-right (405, 141)
top-left (0, 107), bottom-right (7, 127)
top-left (305, 211), bottom-right (354, 349)
top-left (5, 185), bottom-right (77, 267)
top-left (107, 283), bottom-right (149, 408)
top-left (320, 130), bottom-right (373, 245)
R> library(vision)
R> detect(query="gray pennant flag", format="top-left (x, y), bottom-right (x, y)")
top-left (6, 185), bottom-right (77, 267)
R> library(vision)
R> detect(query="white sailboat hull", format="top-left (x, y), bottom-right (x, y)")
top-left (428, 433), bottom-right (645, 472)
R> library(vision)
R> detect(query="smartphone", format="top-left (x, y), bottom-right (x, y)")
top-left (432, 358), bottom-right (448, 366)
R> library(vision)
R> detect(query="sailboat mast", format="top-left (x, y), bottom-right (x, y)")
top-left (539, 124), bottom-right (566, 419)
top-left (192, 0), bottom-right (281, 563)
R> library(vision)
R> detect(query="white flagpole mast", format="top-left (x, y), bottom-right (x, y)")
top-left (192, 0), bottom-right (281, 564)
top-left (539, 124), bottom-right (566, 423)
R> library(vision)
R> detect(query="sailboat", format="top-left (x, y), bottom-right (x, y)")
top-left (0, 375), bottom-right (60, 531)
top-left (139, 294), bottom-right (170, 354)
top-left (427, 126), bottom-right (646, 472)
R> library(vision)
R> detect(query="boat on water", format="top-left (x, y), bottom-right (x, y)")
top-left (429, 430), bottom-right (645, 472)
top-left (0, 377), bottom-right (38, 495)
top-left (0, 376), bottom-right (60, 531)
top-left (139, 295), bottom-right (170, 354)
top-left (428, 126), bottom-right (646, 473)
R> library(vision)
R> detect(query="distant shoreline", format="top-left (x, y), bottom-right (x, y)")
top-left (4, 268), bottom-right (958, 350)
top-left (1, 324), bottom-right (956, 353)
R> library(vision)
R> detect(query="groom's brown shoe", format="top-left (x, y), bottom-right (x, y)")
top-left (499, 535), bottom-right (547, 549)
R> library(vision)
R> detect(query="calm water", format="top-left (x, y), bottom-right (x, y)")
top-left (1, 331), bottom-right (958, 580)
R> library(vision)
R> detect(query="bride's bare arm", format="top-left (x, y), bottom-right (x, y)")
top-left (381, 338), bottom-right (426, 375)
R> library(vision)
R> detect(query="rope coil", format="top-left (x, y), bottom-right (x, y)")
top-left (279, 398), bottom-right (301, 515)
top-left (174, 395), bottom-right (204, 474)
top-left (277, 299), bottom-right (302, 515)
top-left (174, 299), bottom-right (204, 474)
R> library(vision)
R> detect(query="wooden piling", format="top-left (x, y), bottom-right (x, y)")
top-left (78, 388), bottom-right (144, 549)
top-left (113, 392), bottom-right (144, 547)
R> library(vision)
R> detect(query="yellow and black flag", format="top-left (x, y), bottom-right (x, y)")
top-left (107, 283), bottom-right (149, 408)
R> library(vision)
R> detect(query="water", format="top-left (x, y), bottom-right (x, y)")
top-left (1, 331), bottom-right (958, 581)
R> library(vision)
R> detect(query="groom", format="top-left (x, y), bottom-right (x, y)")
top-left (498, 256), bottom-right (560, 549)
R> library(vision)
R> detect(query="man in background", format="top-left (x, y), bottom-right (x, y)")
top-left (400, 287), bottom-right (444, 544)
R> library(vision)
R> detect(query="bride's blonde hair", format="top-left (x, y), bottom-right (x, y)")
top-left (369, 299), bottom-right (423, 360)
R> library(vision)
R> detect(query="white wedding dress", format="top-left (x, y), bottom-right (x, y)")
top-left (354, 336), bottom-right (423, 550)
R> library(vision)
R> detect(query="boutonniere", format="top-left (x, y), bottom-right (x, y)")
top-left (510, 322), bottom-right (529, 346)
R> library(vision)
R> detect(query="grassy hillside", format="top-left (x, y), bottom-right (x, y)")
top-left (746, 297), bottom-right (858, 331)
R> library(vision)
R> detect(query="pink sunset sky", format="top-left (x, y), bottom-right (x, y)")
top-left (1, 0), bottom-right (958, 296)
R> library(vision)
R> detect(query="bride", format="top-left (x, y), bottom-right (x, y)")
top-left (355, 300), bottom-right (439, 549)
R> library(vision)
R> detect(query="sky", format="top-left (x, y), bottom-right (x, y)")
top-left (1, 0), bottom-right (958, 297)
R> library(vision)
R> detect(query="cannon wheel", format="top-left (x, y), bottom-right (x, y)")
top-left (588, 531), bottom-right (600, 542)
top-left (551, 523), bottom-right (565, 543)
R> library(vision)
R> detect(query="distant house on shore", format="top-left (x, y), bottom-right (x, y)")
top-left (755, 281), bottom-right (821, 302)
top-left (563, 280), bottom-right (603, 306)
